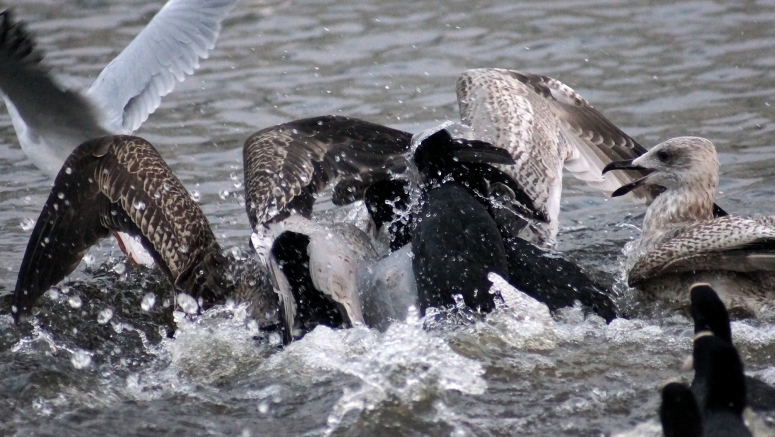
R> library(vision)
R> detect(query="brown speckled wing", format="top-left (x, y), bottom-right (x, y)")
top-left (629, 216), bottom-right (775, 285)
top-left (14, 135), bottom-right (225, 319)
top-left (457, 69), bottom-right (658, 209)
top-left (243, 115), bottom-right (412, 228)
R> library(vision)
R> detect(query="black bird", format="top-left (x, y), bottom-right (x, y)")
top-left (660, 382), bottom-right (703, 437)
top-left (244, 116), bottom-right (620, 343)
top-left (660, 326), bottom-right (752, 437)
top-left (406, 129), bottom-right (514, 313)
top-left (691, 334), bottom-right (752, 437)
top-left (402, 129), bottom-right (617, 319)
top-left (690, 283), bottom-right (775, 412)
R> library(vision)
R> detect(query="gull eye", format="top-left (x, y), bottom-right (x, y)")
top-left (656, 150), bottom-right (670, 162)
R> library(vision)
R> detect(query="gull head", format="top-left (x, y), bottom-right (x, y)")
top-left (603, 137), bottom-right (719, 196)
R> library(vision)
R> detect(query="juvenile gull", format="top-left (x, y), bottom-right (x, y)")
top-left (244, 116), bottom-right (414, 343)
top-left (244, 116), bottom-right (618, 342)
top-left (13, 135), bottom-right (234, 322)
top-left (0, 1), bottom-right (240, 265)
top-left (603, 137), bottom-right (775, 317)
top-left (457, 68), bottom-right (664, 246)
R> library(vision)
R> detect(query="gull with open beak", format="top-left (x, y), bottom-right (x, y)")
top-left (603, 137), bottom-right (775, 317)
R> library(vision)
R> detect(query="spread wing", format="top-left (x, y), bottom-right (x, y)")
top-left (0, 10), bottom-right (108, 173)
top-left (243, 115), bottom-right (412, 228)
top-left (14, 135), bottom-right (221, 319)
top-left (87, 0), bottom-right (240, 133)
top-left (629, 216), bottom-right (775, 285)
top-left (456, 68), bottom-right (659, 243)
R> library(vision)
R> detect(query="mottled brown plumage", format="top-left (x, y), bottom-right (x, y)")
top-left (244, 115), bottom-right (413, 342)
top-left (243, 115), bottom-right (412, 228)
top-left (456, 68), bottom-right (660, 246)
top-left (603, 137), bottom-right (775, 317)
top-left (14, 135), bottom-right (231, 320)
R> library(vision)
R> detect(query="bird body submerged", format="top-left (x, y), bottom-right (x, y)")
top-left (604, 137), bottom-right (775, 317)
top-left (14, 135), bottom-right (232, 321)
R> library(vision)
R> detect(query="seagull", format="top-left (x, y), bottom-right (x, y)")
top-left (456, 68), bottom-right (664, 247)
top-left (13, 135), bottom-right (234, 322)
top-left (244, 115), bottom-right (414, 343)
top-left (244, 115), bottom-right (618, 343)
top-left (602, 137), bottom-right (775, 317)
top-left (0, 0), bottom-right (240, 266)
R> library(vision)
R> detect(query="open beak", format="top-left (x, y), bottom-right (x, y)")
top-left (602, 159), bottom-right (650, 198)
top-left (602, 159), bottom-right (647, 175)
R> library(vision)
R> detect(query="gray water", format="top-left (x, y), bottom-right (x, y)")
top-left (3, 0), bottom-right (775, 435)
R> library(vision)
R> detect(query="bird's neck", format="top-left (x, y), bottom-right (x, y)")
top-left (641, 183), bottom-right (716, 248)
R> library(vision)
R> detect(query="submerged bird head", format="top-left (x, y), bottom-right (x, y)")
top-left (179, 249), bottom-right (235, 305)
top-left (603, 136), bottom-right (719, 196)
top-left (412, 128), bottom-right (515, 184)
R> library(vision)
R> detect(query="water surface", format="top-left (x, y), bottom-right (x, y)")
top-left (3, 0), bottom-right (775, 435)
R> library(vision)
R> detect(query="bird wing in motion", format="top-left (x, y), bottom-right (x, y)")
top-left (87, 0), bottom-right (241, 133)
top-left (14, 135), bottom-right (223, 319)
top-left (243, 115), bottom-right (412, 228)
top-left (457, 68), bottom-right (659, 243)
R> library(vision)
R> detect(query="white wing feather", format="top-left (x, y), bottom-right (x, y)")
top-left (88, 0), bottom-right (240, 133)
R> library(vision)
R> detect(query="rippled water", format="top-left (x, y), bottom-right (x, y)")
top-left (3, 0), bottom-right (775, 435)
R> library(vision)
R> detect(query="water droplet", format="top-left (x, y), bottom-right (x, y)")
top-left (177, 293), bottom-right (199, 314)
top-left (47, 289), bottom-right (59, 300)
top-left (97, 308), bottom-right (113, 324)
top-left (64, 167), bottom-right (73, 175)
top-left (113, 263), bottom-right (126, 275)
top-left (83, 254), bottom-right (96, 267)
top-left (190, 190), bottom-right (201, 202)
top-left (230, 172), bottom-right (239, 181)
top-left (153, 191), bottom-right (161, 199)
top-left (71, 349), bottom-right (92, 369)
top-left (23, 196), bottom-right (31, 204)
top-left (163, 182), bottom-right (171, 191)
top-left (68, 296), bottom-right (82, 309)
top-left (20, 218), bottom-right (36, 231)
top-left (257, 402), bottom-right (269, 414)
top-left (57, 192), bottom-right (65, 199)
top-left (112, 321), bottom-right (124, 333)
top-left (141, 293), bottom-right (156, 311)
top-left (268, 332), bottom-right (282, 346)
top-left (134, 200), bottom-right (146, 211)
top-left (178, 244), bottom-right (189, 254)
top-left (219, 189), bottom-right (230, 199)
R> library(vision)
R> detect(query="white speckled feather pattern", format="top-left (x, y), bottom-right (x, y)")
top-left (457, 68), bottom-right (658, 244)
